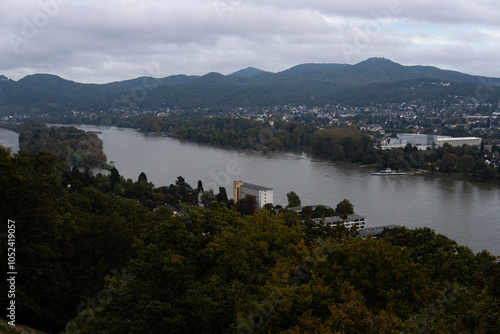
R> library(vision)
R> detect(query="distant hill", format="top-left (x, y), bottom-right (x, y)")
top-left (1, 58), bottom-right (500, 114)
top-left (229, 67), bottom-right (267, 78)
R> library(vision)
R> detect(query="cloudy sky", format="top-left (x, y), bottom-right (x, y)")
top-left (1, 0), bottom-right (500, 83)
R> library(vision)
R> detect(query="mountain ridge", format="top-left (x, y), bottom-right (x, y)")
top-left (1, 58), bottom-right (500, 113)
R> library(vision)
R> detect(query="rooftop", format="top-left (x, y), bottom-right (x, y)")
top-left (358, 225), bottom-right (402, 238)
top-left (312, 214), bottom-right (366, 224)
top-left (240, 182), bottom-right (273, 191)
top-left (287, 205), bottom-right (332, 212)
top-left (436, 136), bottom-right (482, 141)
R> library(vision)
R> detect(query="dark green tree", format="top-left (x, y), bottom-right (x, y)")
top-left (110, 167), bottom-right (121, 189)
top-left (438, 153), bottom-right (458, 176)
top-left (236, 194), bottom-right (257, 215)
top-left (336, 199), bottom-right (354, 219)
top-left (138, 171), bottom-right (148, 182)
top-left (481, 165), bottom-right (496, 180)
top-left (216, 186), bottom-right (228, 203)
top-left (286, 191), bottom-right (302, 207)
top-left (459, 155), bottom-right (475, 176)
top-left (176, 175), bottom-right (186, 185)
top-left (200, 190), bottom-right (216, 207)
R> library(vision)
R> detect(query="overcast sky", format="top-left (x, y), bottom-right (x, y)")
top-left (1, 0), bottom-right (500, 83)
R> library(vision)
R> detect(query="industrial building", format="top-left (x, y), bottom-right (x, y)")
top-left (435, 136), bottom-right (482, 147)
top-left (233, 181), bottom-right (273, 209)
top-left (383, 134), bottom-right (435, 149)
top-left (382, 133), bottom-right (482, 149)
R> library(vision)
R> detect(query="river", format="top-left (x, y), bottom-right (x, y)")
top-left (1, 125), bottom-right (499, 255)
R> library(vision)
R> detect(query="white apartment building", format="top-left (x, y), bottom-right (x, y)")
top-left (233, 181), bottom-right (273, 209)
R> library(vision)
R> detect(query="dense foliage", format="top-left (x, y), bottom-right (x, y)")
top-left (311, 126), bottom-right (378, 164)
top-left (0, 146), bottom-right (499, 333)
top-left (47, 114), bottom-right (379, 166)
top-left (0, 147), bottom-right (140, 331)
top-left (18, 121), bottom-right (107, 167)
top-left (377, 142), bottom-right (500, 181)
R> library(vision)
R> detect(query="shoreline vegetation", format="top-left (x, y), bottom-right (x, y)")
top-left (1, 121), bottom-right (109, 169)
top-left (2, 116), bottom-right (499, 185)
top-left (2, 116), bottom-right (500, 185)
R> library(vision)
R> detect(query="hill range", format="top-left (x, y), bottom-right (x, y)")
top-left (1, 57), bottom-right (500, 115)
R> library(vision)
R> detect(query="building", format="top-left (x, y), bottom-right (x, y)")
top-left (312, 214), bottom-right (366, 230)
top-left (286, 205), bottom-right (333, 214)
top-left (436, 136), bottom-right (482, 147)
top-left (233, 181), bottom-right (273, 209)
top-left (398, 133), bottom-right (435, 146)
top-left (382, 133), bottom-right (482, 149)
top-left (383, 134), bottom-right (436, 150)
top-left (358, 225), bottom-right (401, 238)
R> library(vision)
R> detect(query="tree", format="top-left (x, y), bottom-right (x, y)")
top-left (336, 199), bottom-right (354, 219)
top-left (216, 187), bottom-right (228, 203)
top-left (200, 190), bottom-right (216, 207)
top-left (236, 194), bottom-right (257, 215)
top-left (176, 175), bottom-right (185, 185)
top-left (459, 155), bottom-right (475, 176)
top-left (110, 167), bottom-right (121, 189)
top-left (438, 153), bottom-right (458, 176)
top-left (138, 171), bottom-right (148, 182)
top-left (423, 162), bottom-right (437, 173)
top-left (287, 191), bottom-right (301, 207)
top-left (301, 206), bottom-right (313, 217)
top-left (263, 203), bottom-right (275, 211)
top-left (481, 165), bottom-right (496, 180)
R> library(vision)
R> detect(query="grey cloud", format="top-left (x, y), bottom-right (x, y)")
top-left (1, 0), bottom-right (500, 82)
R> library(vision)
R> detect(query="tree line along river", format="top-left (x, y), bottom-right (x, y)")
top-left (1, 125), bottom-right (499, 255)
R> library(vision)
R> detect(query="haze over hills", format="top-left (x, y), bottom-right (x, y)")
top-left (1, 57), bottom-right (500, 115)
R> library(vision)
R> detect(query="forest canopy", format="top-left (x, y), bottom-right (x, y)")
top-left (18, 121), bottom-right (107, 167)
top-left (0, 146), bottom-right (498, 333)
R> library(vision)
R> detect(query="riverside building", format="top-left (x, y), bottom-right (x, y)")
top-left (233, 181), bottom-right (273, 209)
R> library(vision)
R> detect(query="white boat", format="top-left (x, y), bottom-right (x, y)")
top-left (372, 168), bottom-right (407, 175)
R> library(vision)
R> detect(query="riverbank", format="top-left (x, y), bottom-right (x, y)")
top-left (4, 119), bottom-right (500, 186)
top-left (415, 169), bottom-right (500, 186)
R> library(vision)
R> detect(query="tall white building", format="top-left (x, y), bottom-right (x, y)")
top-left (233, 181), bottom-right (273, 209)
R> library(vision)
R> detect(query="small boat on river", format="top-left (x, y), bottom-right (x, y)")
top-left (372, 168), bottom-right (407, 175)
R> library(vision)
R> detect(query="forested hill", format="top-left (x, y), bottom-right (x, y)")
top-left (2, 58), bottom-right (500, 114)
top-left (0, 146), bottom-right (499, 333)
